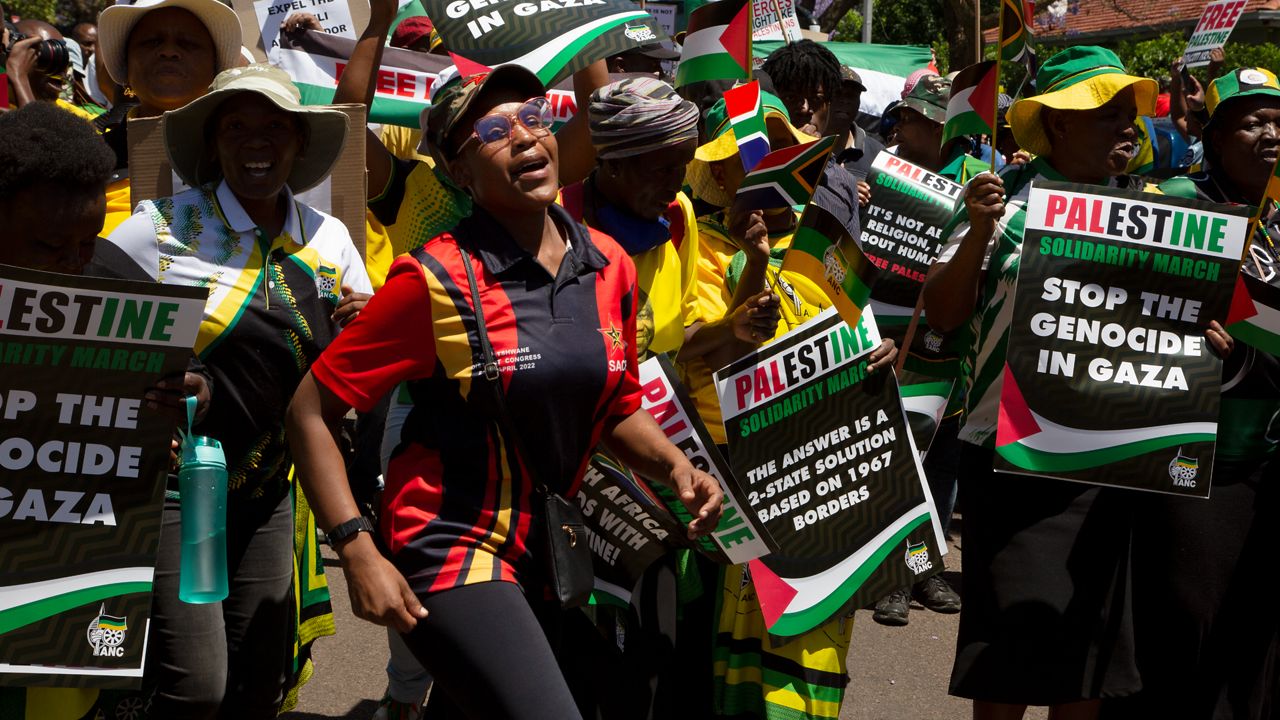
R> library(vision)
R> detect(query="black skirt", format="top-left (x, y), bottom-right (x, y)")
top-left (1104, 454), bottom-right (1280, 720)
top-left (948, 443), bottom-right (1141, 705)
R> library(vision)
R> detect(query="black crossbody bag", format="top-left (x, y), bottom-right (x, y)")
top-left (457, 242), bottom-right (594, 609)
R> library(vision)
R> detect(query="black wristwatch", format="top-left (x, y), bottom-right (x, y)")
top-left (327, 516), bottom-right (375, 547)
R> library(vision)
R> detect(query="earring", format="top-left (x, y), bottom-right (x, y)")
top-left (123, 86), bottom-right (137, 98)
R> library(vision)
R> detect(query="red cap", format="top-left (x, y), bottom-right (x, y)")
top-left (391, 16), bottom-right (434, 50)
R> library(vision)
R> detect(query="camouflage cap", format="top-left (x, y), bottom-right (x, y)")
top-left (425, 64), bottom-right (545, 159)
top-left (892, 73), bottom-right (950, 124)
top-left (839, 65), bottom-right (865, 91)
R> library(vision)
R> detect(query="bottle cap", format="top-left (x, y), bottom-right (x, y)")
top-left (183, 435), bottom-right (226, 468)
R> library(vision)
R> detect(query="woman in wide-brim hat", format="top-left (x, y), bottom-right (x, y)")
top-left (106, 64), bottom-right (372, 718)
top-left (95, 0), bottom-right (244, 236)
top-left (1115, 68), bottom-right (1280, 720)
top-left (922, 46), bottom-right (1233, 718)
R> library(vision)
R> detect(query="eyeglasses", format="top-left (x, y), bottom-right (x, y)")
top-left (460, 97), bottom-right (553, 151)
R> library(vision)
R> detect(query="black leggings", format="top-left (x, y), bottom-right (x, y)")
top-left (401, 582), bottom-right (583, 720)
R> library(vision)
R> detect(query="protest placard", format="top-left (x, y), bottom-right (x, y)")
top-left (994, 181), bottom-right (1248, 496)
top-left (645, 3), bottom-right (678, 36)
top-left (423, 0), bottom-right (664, 84)
top-left (716, 309), bottom-right (944, 636)
top-left (233, 0), bottom-right (370, 62)
top-left (578, 452), bottom-right (686, 606)
top-left (751, 0), bottom-right (802, 43)
top-left (126, 106), bottom-right (368, 258)
top-left (1183, 0), bottom-right (1248, 67)
top-left (0, 266), bottom-right (206, 688)
top-left (276, 29), bottom-right (586, 128)
top-left (861, 152), bottom-right (961, 332)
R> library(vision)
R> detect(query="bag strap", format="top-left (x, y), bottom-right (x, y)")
top-left (456, 241), bottom-right (549, 495)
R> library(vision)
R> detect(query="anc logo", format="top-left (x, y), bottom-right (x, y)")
top-left (822, 245), bottom-right (846, 288)
top-left (623, 22), bottom-right (657, 42)
top-left (316, 264), bottom-right (341, 304)
top-left (904, 539), bottom-right (933, 575)
top-left (86, 604), bottom-right (128, 658)
top-left (1168, 448), bottom-right (1199, 487)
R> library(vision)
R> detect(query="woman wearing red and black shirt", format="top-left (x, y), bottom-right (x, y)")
top-left (287, 65), bottom-right (723, 720)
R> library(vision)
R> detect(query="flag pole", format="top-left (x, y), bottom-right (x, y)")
top-left (773, 0), bottom-right (792, 44)
top-left (990, 3), bottom-right (1004, 173)
top-left (1243, 153), bottom-right (1280, 275)
top-left (894, 292), bottom-right (925, 374)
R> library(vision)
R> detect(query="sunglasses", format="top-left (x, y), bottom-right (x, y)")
top-left (460, 97), bottom-right (553, 152)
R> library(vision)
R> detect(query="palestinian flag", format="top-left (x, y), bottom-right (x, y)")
top-left (1227, 271), bottom-right (1280, 355)
top-left (735, 135), bottom-right (836, 210)
top-left (723, 80), bottom-right (770, 171)
top-left (674, 0), bottom-right (751, 88)
top-left (995, 365), bottom-right (1216, 472)
top-left (999, 0), bottom-right (1035, 65)
top-left (941, 61), bottom-right (997, 147)
top-left (780, 202), bottom-right (878, 331)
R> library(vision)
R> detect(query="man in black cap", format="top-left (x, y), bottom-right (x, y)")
top-left (829, 65), bottom-right (886, 182)
top-left (607, 43), bottom-right (678, 81)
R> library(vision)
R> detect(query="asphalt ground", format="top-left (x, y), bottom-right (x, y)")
top-left (282, 520), bottom-right (1049, 720)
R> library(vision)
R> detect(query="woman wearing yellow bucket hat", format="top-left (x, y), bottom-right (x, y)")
top-left (921, 46), bottom-right (1217, 718)
top-left (1110, 68), bottom-right (1280, 720)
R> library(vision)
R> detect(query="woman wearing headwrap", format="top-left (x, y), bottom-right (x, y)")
top-left (1105, 67), bottom-right (1280, 720)
top-left (923, 46), bottom-right (1230, 719)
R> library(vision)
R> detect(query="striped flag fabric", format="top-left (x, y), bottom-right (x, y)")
top-left (276, 30), bottom-right (586, 128)
top-left (1226, 156), bottom-right (1280, 352)
top-left (723, 80), bottom-right (770, 171)
top-left (423, 0), bottom-right (664, 86)
top-left (999, 0), bottom-right (1037, 89)
top-left (1227, 266), bottom-right (1280, 354)
top-left (735, 135), bottom-right (836, 210)
top-left (780, 203), bottom-right (878, 330)
top-left (674, 0), bottom-right (752, 88)
top-left (941, 61), bottom-right (997, 147)
top-left (999, 0), bottom-right (1035, 64)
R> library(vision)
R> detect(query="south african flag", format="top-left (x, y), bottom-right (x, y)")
top-left (734, 136), bottom-right (836, 211)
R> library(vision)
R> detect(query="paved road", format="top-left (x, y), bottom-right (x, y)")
top-left (282, 526), bottom-right (1048, 720)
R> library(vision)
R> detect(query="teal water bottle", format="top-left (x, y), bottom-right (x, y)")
top-left (178, 397), bottom-right (228, 603)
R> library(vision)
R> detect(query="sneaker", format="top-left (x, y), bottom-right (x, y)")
top-left (872, 587), bottom-right (911, 626)
top-left (372, 694), bottom-right (424, 720)
top-left (914, 574), bottom-right (961, 614)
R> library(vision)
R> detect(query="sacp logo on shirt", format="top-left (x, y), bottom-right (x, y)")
top-left (600, 323), bottom-right (628, 372)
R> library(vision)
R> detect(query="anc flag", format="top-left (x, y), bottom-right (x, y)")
top-left (674, 0), bottom-right (751, 88)
top-left (735, 136), bottom-right (835, 210)
top-left (780, 203), bottom-right (878, 330)
top-left (723, 80), bottom-right (770, 171)
top-left (942, 61), bottom-right (997, 146)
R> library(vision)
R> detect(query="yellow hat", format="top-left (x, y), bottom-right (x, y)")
top-left (686, 91), bottom-right (816, 208)
top-left (1008, 46), bottom-right (1157, 157)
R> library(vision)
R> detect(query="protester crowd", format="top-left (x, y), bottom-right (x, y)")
top-left (2, 0), bottom-right (1279, 718)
